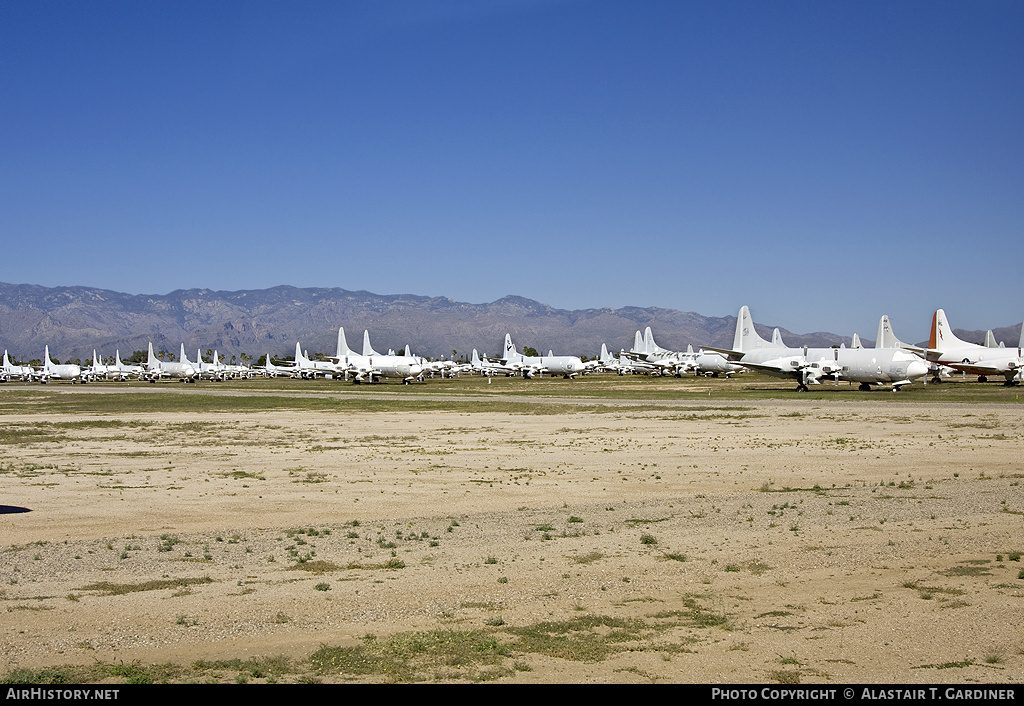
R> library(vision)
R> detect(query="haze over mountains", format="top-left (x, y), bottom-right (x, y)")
top-left (0, 282), bottom-right (1017, 365)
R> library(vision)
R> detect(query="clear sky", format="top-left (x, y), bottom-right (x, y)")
top-left (2, 0), bottom-right (1021, 342)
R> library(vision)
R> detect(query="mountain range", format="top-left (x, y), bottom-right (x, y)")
top-left (0, 282), bottom-right (1017, 364)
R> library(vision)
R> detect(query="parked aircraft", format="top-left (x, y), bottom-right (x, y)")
top-left (82, 350), bottom-right (117, 382)
top-left (623, 328), bottom-right (740, 377)
top-left (141, 342), bottom-right (198, 382)
top-left (35, 346), bottom-right (83, 383)
top-left (1, 350), bottom-right (34, 381)
top-left (707, 307), bottom-right (928, 391)
top-left (291, 342), bottom-right (339, 379)
top-left (112, 350), bottom-right (145, 379)
top-left (916, 310), bottom-right (1023, 385)
top-left (260, 353), bottom-right (297, 378)
top-left (470, 349), bottom-right (514, 376)
top-left (501, 334), bottom-right (585, 378)
top-left (329, 328), bottom-right (425, 384)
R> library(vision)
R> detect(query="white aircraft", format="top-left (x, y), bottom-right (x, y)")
top-left (619, 329), bottom-right (688, 375)
top-left (470, 348), bottom-right (517, 376)
top-left (82, 350), bottom-right (119, 382)
top-left (623, 328), bottom-right (740, 377)
top-left (291, 342), bottom-right (340, 379)
top-left (183, 348), bottom-right (225, 381)
top-left (501, 334), bottom-right (586, 378)
top-left (259, 353), bottom-right (297, 378)
top-left (34, 346), bottom-right (83, 383)
top-left (141, 342), bottom-right (198, 382)
top-left (328, 328), bottom-right (425, 384)
top-left (111, 350), bottom-right (145, 380)
top-left (708, 306), bottom-right (928, 391)
top-left (916, 309), bottom-right (1023, 385)
top-left (1, 350), bottom-right (34, 381)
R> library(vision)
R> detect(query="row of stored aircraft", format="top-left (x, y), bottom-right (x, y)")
top-left (3, 308), bottom-right (1021, 389)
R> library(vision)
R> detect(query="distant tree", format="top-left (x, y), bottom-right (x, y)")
top-left (523, 346), bottom-right (539, 357)
top-left (128, 351), bottom-right (146, 364)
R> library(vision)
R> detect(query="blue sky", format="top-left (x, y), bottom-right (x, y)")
top-left (2, 0), bottom-right (1021, 341)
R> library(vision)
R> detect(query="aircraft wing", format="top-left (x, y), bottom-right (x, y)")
top-left (737, 360), bottom-right (800, 379)
top-left (701, 346), bottom-right (745, 361)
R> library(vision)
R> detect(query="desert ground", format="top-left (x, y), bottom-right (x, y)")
top-left (1, 377), bottom-right (1022, 684)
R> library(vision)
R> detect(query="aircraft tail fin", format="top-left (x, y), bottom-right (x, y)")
top-left (851, 333), bottom-right (863, 349)
top-left (632, 330), bottom-right (644, 354)
top-left (985, 330), bottom-right (999, 348)
top-left (771, 328), bottom-right (785, 347)
top-left (147, 342), bottom-right (159, 368)
top-left (644, 327), bottom-right (656, 354)
top-left (179, 344), bottom-right (188, 364)
top-left (876, 315), bottom-right (903, 349)
top-left (472, 349), bottom-right (481, 365)
top-left (362, 330), bottom-right (379, 357)
top-left (336, 327), bottom-right (354, 357)
top-left (732, 306), bottom-right (771, 352)
top-left (295, 341), bottom-right (305, 364)
top-left (929, 309), bottom-right (969, 351)
top-left (503, 334), bottom-right (519, 360)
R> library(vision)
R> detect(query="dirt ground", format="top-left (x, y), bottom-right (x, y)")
top-left (1, 391), bottom-right (1022, 683)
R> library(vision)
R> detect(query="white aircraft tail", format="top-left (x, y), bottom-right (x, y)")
top-left (179, 344), bottom-right (190, 365)
top-left (503, 334), bottom-right (520, 361)
top-left (362, 330), bottom-right (380, 357)
top-left (985, 330), bottom-right (1001, 348)
top-left (295, 341), bottom-right (307, 365)
top-left (851, 333), bottom-right (863, 349)
top-left (147, 342), bottom-right (159, 368)
top-left (876, 315), bottom-right (904, 349)
top-left (644, 328), bottom-right (659, 354)
top-left (771, 328), bottom-right (785, 347)
top-left (336, 327), bottom-right (354, 357)
top-left (929, 309), bottom-right (971, 351)
top-left (732, 306), bottom-right (772, 352)
top-left (632, 330), bottom-right (645, 354)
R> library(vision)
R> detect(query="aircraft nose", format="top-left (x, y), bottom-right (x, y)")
top-left (907, 360), bottom-right (929, 380)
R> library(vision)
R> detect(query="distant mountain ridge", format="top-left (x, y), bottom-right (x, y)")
top-left (0, 282), bottom-right (1016, 364)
